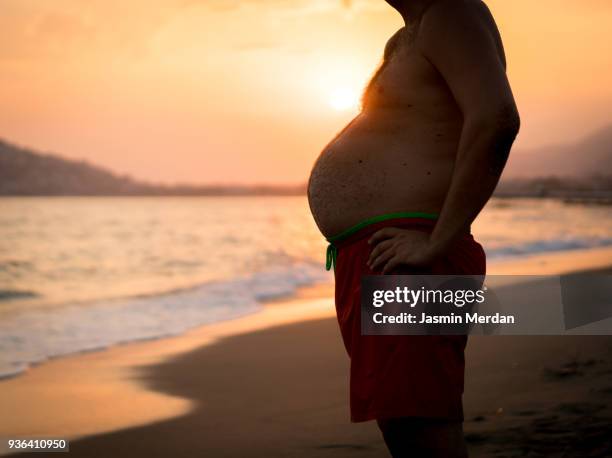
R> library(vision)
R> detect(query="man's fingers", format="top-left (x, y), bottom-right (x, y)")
top-left (368, 227), bottom-right (402, 245)
top-left (382, 254), bottom-right (403, 274)
top-left (367, 239), bottom-right (395, 265)
top-left (369, 247), bottom-right (395, 272)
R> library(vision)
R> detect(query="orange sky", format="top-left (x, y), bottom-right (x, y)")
top-left (1, 0), bottom-right (611, 185)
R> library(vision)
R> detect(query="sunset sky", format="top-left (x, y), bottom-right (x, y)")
top-left (1, 0), bottom-right (611, 185)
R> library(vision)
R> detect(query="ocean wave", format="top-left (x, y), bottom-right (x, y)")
top-left (487, 237), bottom-right (612, 259)
top-left (0, 261), bottom-right (331, 379)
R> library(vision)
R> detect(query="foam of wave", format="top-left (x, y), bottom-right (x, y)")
top-left (487, 236), bottom-right (612, 259)
top-left (0, 261), bottom-right (331, 379)
top-left (2, 235), bottom-right (609, 379)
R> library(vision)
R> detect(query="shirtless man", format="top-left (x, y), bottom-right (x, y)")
top-left (308, 0), bottom-right (519, 456)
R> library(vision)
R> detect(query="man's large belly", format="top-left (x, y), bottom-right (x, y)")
top-left (307, 114), bottom-right (460, 238)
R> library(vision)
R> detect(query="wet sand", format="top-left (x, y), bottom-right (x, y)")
top-left (2, 247), bottom-right (612, 457)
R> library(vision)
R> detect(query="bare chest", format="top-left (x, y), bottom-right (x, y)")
top-left (363, 31), bottom-right (455, 116)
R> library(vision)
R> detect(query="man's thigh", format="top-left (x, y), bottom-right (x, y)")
top-left (377, 417), bottom-right (468, 458)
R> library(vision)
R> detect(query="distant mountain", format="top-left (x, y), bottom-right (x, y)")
top-left (496, 125), bottom-right (612, 201)
top-left (504, 124), bottom-right (612, 178)
top-left (0, 139), bottom-right (304, 196)
top-left (1, 125), bottom-right (611, 197)
top-left (0, 139), bottom-right (153, 195)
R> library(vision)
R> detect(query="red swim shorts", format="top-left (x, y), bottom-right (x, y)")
top-left (331, 217), bottom-right (486, 422)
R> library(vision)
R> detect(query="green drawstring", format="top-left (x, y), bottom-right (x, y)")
top-left (326, 244), bottom-right (338, 271)
top-left (323, 212), bottom-right (439, 272)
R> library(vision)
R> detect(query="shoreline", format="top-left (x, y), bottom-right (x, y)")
top-left (1, 246), bottom-right (612, 456)
top-left (0, 283), bottom-right (336, 453)
top-left (3, 244), bottom-right (610, 381)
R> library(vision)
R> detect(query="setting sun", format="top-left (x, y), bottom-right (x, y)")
top-left (329, 86), bottom-right (360, 111)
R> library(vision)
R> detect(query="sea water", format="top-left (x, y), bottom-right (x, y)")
top-left (1, 196), bottom-right (611, 378)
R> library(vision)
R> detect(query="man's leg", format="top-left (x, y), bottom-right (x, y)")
top-left (377, 417), bottom-right (468, 458)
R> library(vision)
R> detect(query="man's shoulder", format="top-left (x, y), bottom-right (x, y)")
top-left (420, 0), bottom-right (494, 39)
top-left (417, 0), bottom-right (501, 57)
top-left (384, 27), bottom-right (406, 60)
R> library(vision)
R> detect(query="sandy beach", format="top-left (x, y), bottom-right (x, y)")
top-left (2, 246), bottom-right (612, 457)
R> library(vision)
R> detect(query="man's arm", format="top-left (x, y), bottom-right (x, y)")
top-left (419, 0), bottom-right (520, 259)
top-left (367, 0), bottom-right (519, 273)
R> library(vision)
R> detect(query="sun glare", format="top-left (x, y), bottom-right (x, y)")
top-left (329, 86), bottom-right (360, 111)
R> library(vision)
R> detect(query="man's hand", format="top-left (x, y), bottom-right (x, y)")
top-left (367, 228), bottom-right (441, 274)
